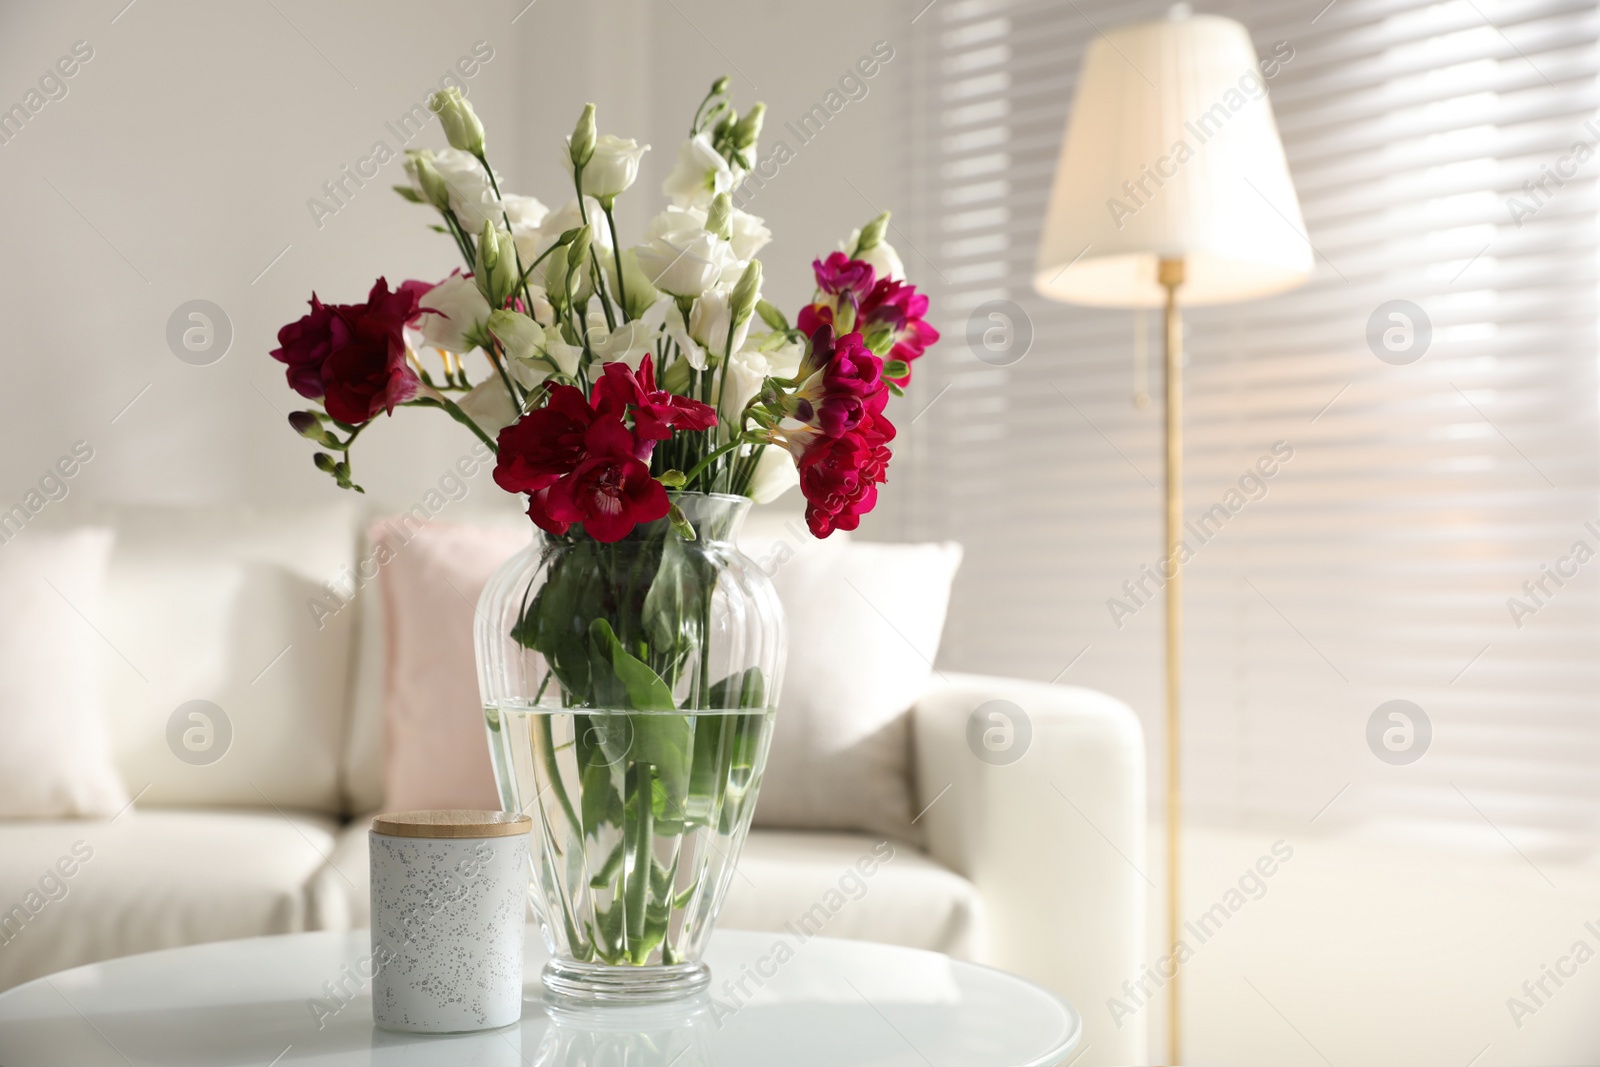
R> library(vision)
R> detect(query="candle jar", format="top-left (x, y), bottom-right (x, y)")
top-left (369, 809), bottom-right (531, 1033)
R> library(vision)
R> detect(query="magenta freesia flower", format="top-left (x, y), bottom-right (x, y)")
top-left (786, 325), bottom-right (888, 438)
top-left (811, 251), bottom-right (877, 299)
top-left (859, 278), bottom-right (940, 381)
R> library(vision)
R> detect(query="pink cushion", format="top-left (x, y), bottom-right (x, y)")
top-left (375, 519), bottom-right (530, 812)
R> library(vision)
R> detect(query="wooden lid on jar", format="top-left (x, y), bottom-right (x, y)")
top-left (371, 809), bottom-right (532, 839)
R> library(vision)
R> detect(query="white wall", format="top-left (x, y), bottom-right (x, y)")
top-left (0, 0), bottom-right (906, 523)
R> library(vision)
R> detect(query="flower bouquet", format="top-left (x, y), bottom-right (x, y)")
top-left (269, 80), bottom-right (937, 1002)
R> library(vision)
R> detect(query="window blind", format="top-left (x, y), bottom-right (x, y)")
top-left (897, 0), bottom-right (1600, 859)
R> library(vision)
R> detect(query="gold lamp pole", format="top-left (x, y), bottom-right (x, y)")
top-left (1033, 11), bottom-right (1310, 1063)
top-left (1158, 256), bottom-right (1185, 1060)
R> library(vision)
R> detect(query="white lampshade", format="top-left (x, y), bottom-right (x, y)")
top-left (1034, 11), bottom-right (1311, 308)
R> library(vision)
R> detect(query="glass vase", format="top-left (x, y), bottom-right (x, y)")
top-left (476, 492), bottom-right (785, 1003)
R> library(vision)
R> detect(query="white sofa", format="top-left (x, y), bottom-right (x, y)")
top-left (0, 503), bottom-right (1146, 1065)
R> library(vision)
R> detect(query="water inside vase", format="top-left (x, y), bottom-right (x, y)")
top-left (485, 704), bottom-right (775, 970)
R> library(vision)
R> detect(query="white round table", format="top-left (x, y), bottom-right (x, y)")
top-left (0, 928), bottom-right (1080, 1066)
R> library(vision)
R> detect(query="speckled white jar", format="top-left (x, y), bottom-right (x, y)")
top-left (369, 809), bottom-right (531, 1033)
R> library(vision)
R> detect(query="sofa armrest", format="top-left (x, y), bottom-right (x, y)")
top-left (912, 672), bottom-right (1146, 1067)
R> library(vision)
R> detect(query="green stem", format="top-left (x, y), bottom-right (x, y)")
top-left (518, 238), bottom-right (565, 290)
top-left (411, 395), bottom-right (497, 451)
top-left (602, 201), bottom-right (629, 321)
top-left (571, 166), bottom-right (620, 332)
top-left (538, 714), bottom-right (581, 835)
top-left (625, 761), bottom-right (653, 955)
top-left (484, 339), bottom-right (523, 413)
top-left (681, 440), bottom-right (741, 489)
top-left (713, 326), bottom-right (740, 491)
top-left (440, 209), bottom-right (477, 269)
top-left (475, 150), bottom-right (541, 325)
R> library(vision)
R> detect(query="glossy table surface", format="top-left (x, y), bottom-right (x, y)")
top-left (0, 928), bottom-right (1080, 1066)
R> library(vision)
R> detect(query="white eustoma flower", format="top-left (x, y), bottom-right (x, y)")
top-left (415, 273), bottom-right (492, 353)
top-left (635, 206), bottom-right (737, 298)
top-left (546, 336), bottom-right (585, 377)
top-left (663, 134), bottom-right (743, 208)
top-left (840, 228), bottom-right (906, 282)
top-left (713, 347), bottom-right (771, 425)
top-left (689, 288), bottom-right (751, 361)
top-left (487, 309), bottom-right (555, 386)
top-left (458, 377), bottom-right (519, 436)
top-left (861, 240), bottom-right (905, 282)
top-left (589, 318), bottom-right (654, 369)
top-left (535, 197), bottom-right (614, 259)
top-left (611, 248), bottom-right (663, 320)
top-left (523, 283), bottom-right (557, 327)
top-left (567, 134), bottom-right (649, 200)
top-left (747, 444), bottom-right (798, 504)
top-left (664, 301), bottom-right (707, 370)
top-left (502, 194), bottom-right (549, 264)
top-left (729, 209), bottom-right (772, 262)
top-left (427, 148), bottom-right (501, 231)
top-left (530, 197), bottom-right (616, 304)
top-left (758, 335), bottom-right (804, 379)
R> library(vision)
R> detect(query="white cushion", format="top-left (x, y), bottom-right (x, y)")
top-left (720, 830), bottom-right (985, 959)
top-left (89, 504), bottom-right (361, 813)
top-left (309, 819), bottom-right (983, 960)
top-left (0, 809), bottom-right (339, 991)
top-left (0, 527), bottom-right (128, 817)
top-left (741, 517), bottom-right (962, 842)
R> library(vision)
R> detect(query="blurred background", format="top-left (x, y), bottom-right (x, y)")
top-left (2, 1), bottom-right (1598, 1064)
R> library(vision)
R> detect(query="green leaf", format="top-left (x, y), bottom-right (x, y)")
top-left (651, 771), bottom-right (685, 836)
top-left (580, 758), bottom-right (623, 832)
top-left (590, 619), bottom-right (675, 711)
top-left (590, 619), bottom-right (692, 806)
top-left (685, 715), bottom-right (731, 827)
top-left (642, 536), bottom-right (703, 652)
top-left (633, 901), bottom-right (668, 964)
top-left (709, 667), bottom-right (766, 710)
top-left (886, 380), bottom-right (905, 398)
top-left (650, 855), bottom-right (675, 899)
top-left (594, 902), bottom-right (624, 961)
top-left (393, 184), bottom-right (424, 203)
top-left (589, 841), bottom-right (625, 888)
top-left (685, 670), bottom-right (767, 828)
top-left (883, 359), bottom-right (910, 380)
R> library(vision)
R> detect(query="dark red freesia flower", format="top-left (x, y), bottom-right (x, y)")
top-left (797, 412), bottom-right (896, 537)
top-left (542, 418), bottom-right (670, 542)
top-left (493, 360), bottom-right (690, 542)
top-left (493, 385), bottom-right (595, 494)
top-left (270, 278), bottom-right (421, 425)
top-left (859, 278), bottom-right (939, 382)
top-left (594, 355), bottom-right (717, 443)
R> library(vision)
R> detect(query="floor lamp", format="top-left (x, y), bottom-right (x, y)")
top-left (1033, 10), bottom-right (1310, 1064)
